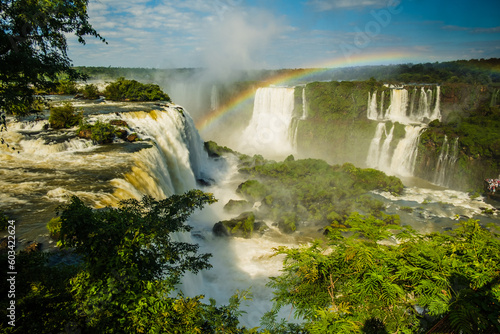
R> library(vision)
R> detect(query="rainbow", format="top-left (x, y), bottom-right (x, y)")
top-left (196, 51), bottom-right (414, 131)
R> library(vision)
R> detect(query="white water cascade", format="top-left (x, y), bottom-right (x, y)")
top-left (365, 85), bottom-right (442, 176)
top-left (301, 85), bottom-right (308, 120)
top-left (367, 91), bottom-right (378, 120)
top-left (240, 87), bottom-right (296, 157)
top-left (390, 125), bottom-right (425, 176)
top-left (110, 108), bottom-right (211, 200)
top-left (367, 86), bottom-right (441, 124)
top-left (433, 136), bottom-right (459, 187)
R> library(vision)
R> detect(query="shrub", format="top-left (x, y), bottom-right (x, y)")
top-left (49, 103), bottom-right (82, 129)
top-left (104, 77), bottom-right (170, 102)
top-left (46, 217), bottom-right (62, 240)
top-left (56, 79), bottom-right (78, 95)
top-left (89, 121), bottom-right (115, 144)
top-left (80, 84), bottom-right (100, 99)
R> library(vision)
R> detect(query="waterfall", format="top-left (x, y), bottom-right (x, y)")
top-left (211, 85), bottom-right (220, 111)
top-left (112, 107), bottom-right (210, 200)
top-left (367, 91), bottom-right (378, 120)
top-left (380, 91), bottom-right (385, 118)
top-left (433, 136), bottom-right (459, 187)
top-left (378, 124), bottom-right (395, 172)
top-left (389, 125), bottom-right (424, 176)
top-left (301, 86), bottom-right (308, 120)
top-left (366, 123), bottom-right (386, 167)
top-left (386, 89), bottom-right (409, 123)
top-left (409, 87), bottom-right (417, 116)
top-left (240, 87), bottom-right (296, 157)
top-left (364, 84), bottom-right (442, 177)
top-left (431, 86), bottom-right (441, 120)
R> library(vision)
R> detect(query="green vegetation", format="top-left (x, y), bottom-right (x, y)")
top-left (213, 212), bottom-right (258, 238)
top-left (0, 0), bottom-right (103, 117)
top-left (265, 217), bottom-right (500, 333)
top-left (104, 77), bottom-right (170, 102)
top-left (328, 58), bottom-right (500, 84)
top-left (0, 191), bottom-right (255, 333)
top-left (46, 217), bottom-right (62, 240)
top-left (48, 103), bottom-right (82, 129)
top-left (80, 83), bottom-right (101, 100)
top-left (306, 80), bottom-right (380, 120)
top-left (204, 140), bottom-right (235, 158)
top-left (54, 79), bottom-right (78, 95)
top-left (78, 121), bottom-right (118, 144)
top-left (226, 156), bottom-right (403, 235)
top-left (416, 85), bottom-right (500, 191)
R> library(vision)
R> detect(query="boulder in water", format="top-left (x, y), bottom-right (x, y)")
top-left (213, 212), bottom-right (266, 238)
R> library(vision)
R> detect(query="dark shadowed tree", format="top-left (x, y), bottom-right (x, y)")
top-left (0, 0), bottom-right (105, 119)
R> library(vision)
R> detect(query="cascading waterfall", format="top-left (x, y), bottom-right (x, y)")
top-left (431, 86), bottom-right (441, 120)
top-left (240, 87), bottom-right (296, 157)
top-left (365, 85), bottom-right (441, 176)
top-left (366, 123), bottom-right (386, 167)
top-left (301, 86), bottom-right (308, 120)
top-left (389, 125), bottom-right (425, 176)
top-left (367, 91), bottom-right (378, 120)
top-left (433, 136), bottom-right (459, 187)
top-left (380, 91), bottom-right (385, 117)
top-left (378, 124), bottom-right (395, 171)
top-left (110, 108), bottom-right (210, 199)
top-left (386, 89), bottom-right (409, 123)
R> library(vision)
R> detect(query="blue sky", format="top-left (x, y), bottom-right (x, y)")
top-left (67, 0), bottom-right (500, 69)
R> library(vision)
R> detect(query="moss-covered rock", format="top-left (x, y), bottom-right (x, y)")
top-left (213, 212), bottom-right (265, 238)
top-left (236, 180), bottom-right (269, 201)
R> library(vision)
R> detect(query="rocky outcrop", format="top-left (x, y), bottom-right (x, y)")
top-left (213, 212), bottom-right (268, 238)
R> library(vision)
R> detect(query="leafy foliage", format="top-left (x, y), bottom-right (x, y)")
top-left (0, 0), bottom-right (104, 116)
top-left (78, 120), bottom-right (116, 144)
top-left (266, 218), bottom-right (500, 333)
top-left (80, 83), bottom-right (101, 99)
top-left (46, 217), bottom-right (61, 240)
top-left (48, 103), bottom-right (82, 129)
top-left (104, 77), bottom-right (171, 102)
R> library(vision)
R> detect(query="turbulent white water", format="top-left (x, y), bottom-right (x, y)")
top-left (239, 87), bottom-right (296, 158)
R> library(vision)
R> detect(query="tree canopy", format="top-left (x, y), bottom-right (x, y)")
top-left (265, 216), bottom-right (500, 333)
top-left (0, 0), bottom-right (104, 117)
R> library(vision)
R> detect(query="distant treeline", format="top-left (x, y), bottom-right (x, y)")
top-left (74, 58), bottom-right (500, 85)
top-left (329, 58), bottom-right (500, 84)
